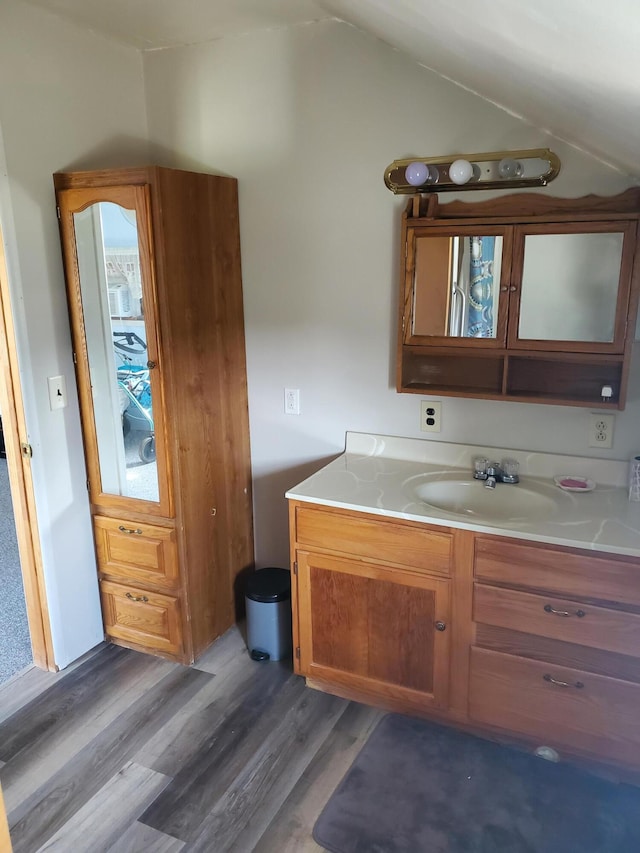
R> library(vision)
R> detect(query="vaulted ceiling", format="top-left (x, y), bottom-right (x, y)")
top-left (25, 0), bottom-right (640, 177)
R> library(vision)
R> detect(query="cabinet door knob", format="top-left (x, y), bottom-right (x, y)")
top-left (125, 592), bottom-right (149, 603)
top-left (544, 604), bottom-right (586, 618)
top-left (435, 621), bottom-right (447, 632)
top-left (118, 525), bottom-right (142, 535)
top-left (147, 360), bottom-right (157, 369)
top-left (509, 285), bottom-right (518, 292)
top-left (500, 286), bottom-right (508, 292)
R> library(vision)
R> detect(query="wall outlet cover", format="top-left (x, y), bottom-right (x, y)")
top-left (588, 413), bottom-right (614, 449)
top-left (420, 400), bottom-right (441, 433)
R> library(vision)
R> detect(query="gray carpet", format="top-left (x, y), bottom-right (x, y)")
top-left (0, 457), bottom-right (32, 684)
top-left (313, 714), bottom-right (640, 853)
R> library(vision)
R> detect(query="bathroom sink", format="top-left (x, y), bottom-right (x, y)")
top-left (406, 474), bottom-right (560, 524)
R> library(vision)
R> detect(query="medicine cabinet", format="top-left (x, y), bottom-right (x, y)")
top-left (398, 190), bottom-right (640, 408)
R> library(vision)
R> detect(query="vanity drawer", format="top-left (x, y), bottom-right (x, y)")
top-left (474, 583), bottom-right (640, 658)
top-left (100, 580), bottom-right (183, 657)
top-left (294, 505), bottom-right (451, 576)
top-left (469, 646), bottom-right (640, 766)
top-left (474, 536), bottom-right (640, 606)
top-left (94, 515), bottom-right (179, 589)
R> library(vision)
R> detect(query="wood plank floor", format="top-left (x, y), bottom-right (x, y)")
top-left (0, 627), bottom-right (382, 852)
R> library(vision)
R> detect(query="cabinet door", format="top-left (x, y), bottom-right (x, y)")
top-left (509, 221), bottom-right (636, 352)
top-left (296, 550), bottom-right (451, 711)
top-left (403, 225), bottom-right (513, 348)
top-left (57, 185), bottom-right (172, 517)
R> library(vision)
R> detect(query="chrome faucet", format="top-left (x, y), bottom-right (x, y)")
top-left (473, 457), bottom-right (520, 488)
top-left (484, 463), bottom-right (502, 489)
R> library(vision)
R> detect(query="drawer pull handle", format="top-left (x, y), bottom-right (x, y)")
top-left (435, 621), bottom-right (447, 632)
top-left (544, 604), bottom-right (586, 618)
top-left (118, 525), bottom-right (143, 535)
top-left (543, 673), bottom-right (584, 689)
top-left (125, 592), bottom-right (149, 603)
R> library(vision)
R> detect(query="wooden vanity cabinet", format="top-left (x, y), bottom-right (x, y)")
top-left (289, 502), bottom-right (454, 713)
top-left (55, 167), bottom-right (254, 664)
top-left (290, 499), bottom-right (640, 772)
top-left (398, 189), bottom-right (640, 408)
top-left (470, 535), bottom-right (640, 768)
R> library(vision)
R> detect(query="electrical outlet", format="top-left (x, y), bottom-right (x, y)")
top-left (588, 413), bottom-right (614, 449)
top-left (284, 388), bottom-right (300, 415)
top-left (420, 401), bottom-right (442, 433)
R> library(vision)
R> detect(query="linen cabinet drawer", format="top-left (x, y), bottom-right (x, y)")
top-left (469, 647), bottom-right (640, 766)
top-left (294, 505), bottom-right (451, 576)
top-left (100, 580), bottom-right (184, 657)
top-left (474, 583), bottom-right (640, 658)
top-left (474, 536), bottom-right (640, 606)
top-left (94, 515), bottom-right (179, 589)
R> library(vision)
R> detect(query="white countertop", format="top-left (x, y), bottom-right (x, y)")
top-left (285, 433), bottom-right (640, 559)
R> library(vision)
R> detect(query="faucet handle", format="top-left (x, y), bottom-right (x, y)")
top-left (501, 457), bottom-right (520, 483)
top-left (473, 457), bottom-right (489, 479)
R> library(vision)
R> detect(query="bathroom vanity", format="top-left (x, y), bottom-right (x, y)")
top-left (287, 434), bottom-right (640, 772)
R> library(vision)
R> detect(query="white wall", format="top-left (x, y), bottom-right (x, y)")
top-left (143, 20), bottom-right (637, 571)
top-left (0, 0), bottom-right (149, 667)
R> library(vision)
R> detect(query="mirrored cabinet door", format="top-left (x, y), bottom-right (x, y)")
top-left (509, 222), bottom-right (635, 352)
top-left (58, 185), bottom-right (171, 515)
top-left (406, 226), bottom-right (512, 348)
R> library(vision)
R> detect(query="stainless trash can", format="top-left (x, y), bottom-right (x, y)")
top-left (245, 568), bottom-right (292, 661)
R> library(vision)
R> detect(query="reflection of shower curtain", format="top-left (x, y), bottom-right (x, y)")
top-left (466, 236), bottom-right (495, 337)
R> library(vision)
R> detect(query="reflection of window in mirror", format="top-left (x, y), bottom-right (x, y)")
top-left (518, 232), bottom-right (624, 342)
top-left (413, 235), bottom-right (502, 339)
top-left (74, 203), bottom-right (159, 504)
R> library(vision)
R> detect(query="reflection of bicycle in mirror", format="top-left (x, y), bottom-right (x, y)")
top-left (113, 331), bottom-right (155, 464)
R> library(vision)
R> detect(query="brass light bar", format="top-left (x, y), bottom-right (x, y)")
top-left (384, 148), bottom-right (561, 194)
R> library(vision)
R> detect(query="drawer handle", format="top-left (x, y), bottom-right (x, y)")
top-left (435, 621), bottom-right (447, 632)
top-left (544, 604), bottom-right (586, 618)
top-left (125, 592), bottom-right (149, 603)
top-left (118, 525), bottom-right (143, 535)
top-left (543, 673), bottom-right (584, 689)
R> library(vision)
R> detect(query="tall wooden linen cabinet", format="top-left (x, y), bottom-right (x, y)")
top-left (54, 166), bottom-right (254, 664)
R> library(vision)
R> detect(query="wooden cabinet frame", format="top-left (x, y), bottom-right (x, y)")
top-left (397, 189), bottom-right (640, 408)
top-left (55, 167), bottom-right (255, 664)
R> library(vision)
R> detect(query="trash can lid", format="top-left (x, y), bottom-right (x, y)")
top-left (246, 567), bottom-right (291, 603)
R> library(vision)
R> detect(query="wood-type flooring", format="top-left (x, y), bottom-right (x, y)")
top-left (0, 626), bottom-right (381, 852)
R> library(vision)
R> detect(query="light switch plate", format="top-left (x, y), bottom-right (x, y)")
top-left (48, 375), bottom-right (67, 410)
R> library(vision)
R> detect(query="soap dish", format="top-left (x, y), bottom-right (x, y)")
top-left (554, 475), bottom-right (595, 492)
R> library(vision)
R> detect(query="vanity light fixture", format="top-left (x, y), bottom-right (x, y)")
top-left (384, 148), bottom-right (560, 194)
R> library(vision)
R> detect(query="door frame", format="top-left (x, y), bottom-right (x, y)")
top-left (0, 228), bottom-right (55, 670)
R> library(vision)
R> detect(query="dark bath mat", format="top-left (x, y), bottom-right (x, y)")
top-left (313, 714), bottom-right (640, 853)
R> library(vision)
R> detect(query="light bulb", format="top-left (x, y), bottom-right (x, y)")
top-left (498, 158), bottom-right (523, 179)
top-left (449, 159), bottom-right (474, 185)
top-left (405, 161), bottom-right (429, 186)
